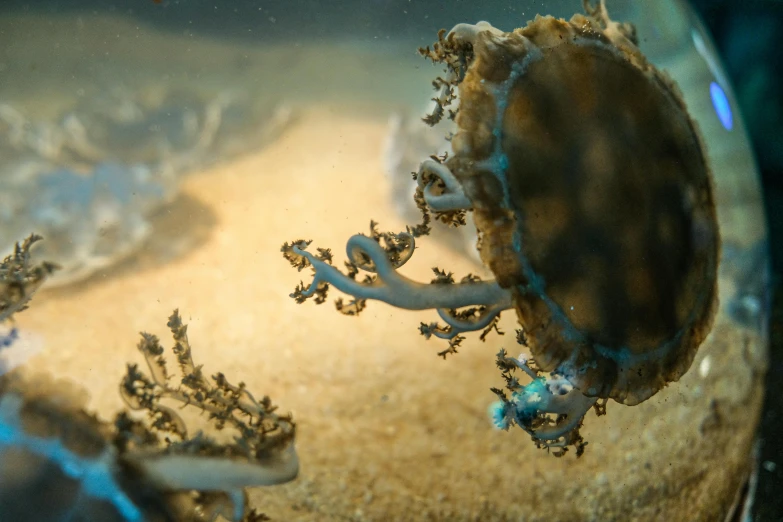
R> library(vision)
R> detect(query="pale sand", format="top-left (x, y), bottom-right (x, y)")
top-left (11, 107), bottom-right (763, 521)
top-left (2, 11), bottom-right (767, 522)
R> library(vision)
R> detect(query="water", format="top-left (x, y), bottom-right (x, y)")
top-left (0, 1), bottom-right (769, 520)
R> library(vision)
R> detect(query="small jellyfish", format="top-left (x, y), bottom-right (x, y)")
top-left (0, 237), bottom-right (297, 518)
top-left (0, 310), bottom-right (298, 521)
top-left (284, 0), bottom-right (719, 454)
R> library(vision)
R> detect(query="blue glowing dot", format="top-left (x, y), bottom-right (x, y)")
top-left (709, 82), bottom-right (733, 131)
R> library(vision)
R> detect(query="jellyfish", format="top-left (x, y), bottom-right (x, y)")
top-left (283, 0), bottom-right (719, 455)
top-left (0, 310), bottom-right (298, 521)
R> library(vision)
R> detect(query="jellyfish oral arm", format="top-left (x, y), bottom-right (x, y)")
top-left (426, 303), bottom-right (511, 340)
top-left (136, 444), bottom-right (300, 491)
top-left (492, 354), bottom-right (598, 451)
top-left (417, 159), bottom-right (472, 212)
top-left (518, 376), bottom-right (598, 443)
top-left (290, 234), bottom-right (510, 311)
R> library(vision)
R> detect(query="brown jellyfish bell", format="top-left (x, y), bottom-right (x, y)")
top-left (284, 0), bottom-right (719, 455)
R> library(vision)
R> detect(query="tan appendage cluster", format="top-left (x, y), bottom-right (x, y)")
top-left (1, 236), bottom-right (297, 520)
top-left (0, 234), bottom-right (58, 324)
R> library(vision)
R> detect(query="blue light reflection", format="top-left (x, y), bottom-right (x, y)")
top-left (710, 81), bottom-right (733, 131)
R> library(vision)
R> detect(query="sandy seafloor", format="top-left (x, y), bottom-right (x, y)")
top-left (0, 11), bottom-right (769, 522)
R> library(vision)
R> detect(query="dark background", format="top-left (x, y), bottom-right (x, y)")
top-left (0, 0), bottom-right (781, 519)
top-left (687, 1), bottom-right (783, 520)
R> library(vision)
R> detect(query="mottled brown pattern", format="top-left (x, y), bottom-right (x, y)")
top-left (450, 14), bottom-right (719, 404)
top-left (505, 43), bottom-right (708, 348)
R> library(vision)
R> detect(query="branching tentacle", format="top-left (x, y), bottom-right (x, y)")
top-left (490, 350), bottom-right (597, 456)
top-left (119, 310), bottom-right (298, 497)
top-left (0, 235), bottom-right (59, 323)
top-left (421, 303), bottom-right (511, 340)
top-left (417, 159), bottom-right (472, 212)
top-left (351, 222), bottom-right (416, 271)
top-left (285, 234), bottom-right (509, 312)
